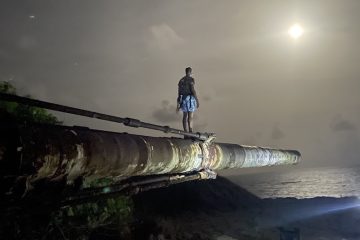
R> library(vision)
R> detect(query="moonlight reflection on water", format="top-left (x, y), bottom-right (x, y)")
top-left (230, 167), bottom-right (360, 199)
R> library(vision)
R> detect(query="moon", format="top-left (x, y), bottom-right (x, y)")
top-left (288, 24), bottom-right (304, 39)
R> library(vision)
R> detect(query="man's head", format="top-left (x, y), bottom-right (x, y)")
top-left (185, 67), bottom-right (192, 76)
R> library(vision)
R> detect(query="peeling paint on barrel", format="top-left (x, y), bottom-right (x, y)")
top-left (0, 124), bottom-right (301, 186)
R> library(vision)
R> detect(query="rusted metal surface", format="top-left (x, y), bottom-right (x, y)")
top-left (0, 123), bottom-right (300, 189)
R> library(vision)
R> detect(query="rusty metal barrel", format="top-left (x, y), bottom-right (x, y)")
top-left (0, 123), bottom-right (300, 186)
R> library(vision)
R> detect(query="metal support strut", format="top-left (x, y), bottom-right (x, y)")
top-left (0, 93), bottom-right (215, 141)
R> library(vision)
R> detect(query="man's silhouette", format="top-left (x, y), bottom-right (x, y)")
top-left (176, 67), bottom-right (199, 133)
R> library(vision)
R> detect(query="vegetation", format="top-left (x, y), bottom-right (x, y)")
top-left (47, 197), bottom-right (133, 239)
top-left (0, 81), bottom-right (134, 239)
top-left (0, 81), bottom-right (60, 124)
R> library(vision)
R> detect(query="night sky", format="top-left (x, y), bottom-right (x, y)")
top-left (1, 0), bottom-right (360, 168)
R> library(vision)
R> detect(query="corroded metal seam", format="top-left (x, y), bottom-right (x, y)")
top-left (0, 124), bottom-right (301, 188)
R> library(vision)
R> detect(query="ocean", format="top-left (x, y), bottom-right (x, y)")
top-left (227, 166), bottom-right (360, 199)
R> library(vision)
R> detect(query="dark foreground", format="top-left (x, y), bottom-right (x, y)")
top-left (1, 177), bottom-right (359, 240)
top-left (131, 177), bottom-right (360, 240)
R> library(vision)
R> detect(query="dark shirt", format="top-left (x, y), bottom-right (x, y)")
top-left (178, 76), bottom-right (195, 97)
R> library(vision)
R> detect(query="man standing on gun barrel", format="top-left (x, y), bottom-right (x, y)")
top-left (176, 67), bottom-right (200, 134)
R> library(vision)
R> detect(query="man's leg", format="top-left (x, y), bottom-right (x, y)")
top-left (182, 112), bottom-right (189, 132)
top-left (188, 112), bottom-right (194, 133)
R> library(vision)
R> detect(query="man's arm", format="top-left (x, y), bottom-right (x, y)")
top-left (190, 79), bottom-right (200, 108)
top-left (176, 80), bottom-right (181, 112)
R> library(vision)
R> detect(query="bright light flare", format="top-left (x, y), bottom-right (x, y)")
top-left (288, 24), bottom-right (304, 39)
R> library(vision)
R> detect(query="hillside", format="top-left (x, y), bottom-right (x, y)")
top-left (126, 177), bottom-right (360, 240)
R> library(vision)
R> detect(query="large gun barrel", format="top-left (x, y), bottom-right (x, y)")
top-left (0, 123), bottom-right (300, 187)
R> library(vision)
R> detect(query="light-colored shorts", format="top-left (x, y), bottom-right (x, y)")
top-left (181, 95), bottom-right (197, 112)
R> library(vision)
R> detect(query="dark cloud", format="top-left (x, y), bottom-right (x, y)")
top-left (271, 125), bottom-right (285, 140)
top-left (152, 100), bottom-right (208, 132)
top-left (202, 95), bottom-right (212, 102)
top-left (331, 117), bottom-right (357, 132)
top-left (152, 100), bottom-right (179, 123)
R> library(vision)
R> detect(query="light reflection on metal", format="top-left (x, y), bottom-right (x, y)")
top-left (0, 123), bottom-right (301, 189)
